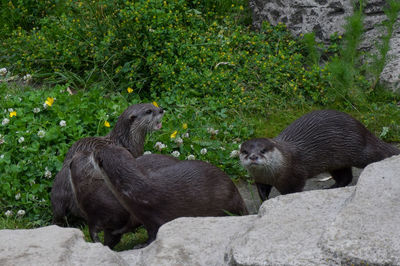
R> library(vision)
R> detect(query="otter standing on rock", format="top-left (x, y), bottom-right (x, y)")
top-left (68, 152), bottom-right (179, 248)
top-left (240, 110), bottom-right (400, 201)
top-left (51, 103), bottom-right (164, 225)
top-left (92, 144), bottom-right (248, 244)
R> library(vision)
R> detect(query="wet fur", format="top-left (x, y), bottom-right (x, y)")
top-left (240, 110), bottom-right (400, 201)
top-left (51, 103), bottom-right (164, 226)
top-left (93, 145), bottom-right (248, 244)
top-left (68, 152), bottom-right (179, 248)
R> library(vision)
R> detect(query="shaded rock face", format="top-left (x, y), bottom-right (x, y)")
top-left (1, 155), bottom-right (399, 265)
top-left (249, 0), bottom-right (400, 92)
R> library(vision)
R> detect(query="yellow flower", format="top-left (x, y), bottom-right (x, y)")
top-left (9, 111), bottom-right (17, 117)
top-left (127, 87), bottom-right (133, 93)
top-left (170, 130), bottom-right (178, 139)
top-left (182, 123), bottom-right (188, 129)
top-left (152, 101), bottom-right (159, 107)
top-left (45, 97), bottom-right (54, 106)
top-left (104, 121), bottom-right (110, 127)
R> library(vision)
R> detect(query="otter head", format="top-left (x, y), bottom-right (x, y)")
top-left (239, 138), bottom-right (284, 174)
top-left (109, 103), bottom-right (164, 156)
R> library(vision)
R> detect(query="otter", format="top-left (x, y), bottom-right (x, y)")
top-left (68, 152), bottom-right (179, 248)
top-left (91, 144), bottom-right (248, 244)
top-left (240, 109), bottom-right (400, 201)
top-left (51, 103), bottom-right (164, 225)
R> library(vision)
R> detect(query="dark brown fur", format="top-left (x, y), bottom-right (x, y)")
top-left (51, 103), bottom-right (164, 225)
top-left (240, 110), bottom-right (400, 201)
top-left (93, 145), bottom-right (248, 244)
top-left (68, 152), bottom-right (179, 248)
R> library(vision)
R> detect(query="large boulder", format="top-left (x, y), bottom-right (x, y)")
top-left (248, 0), bottom-right (400, 92)
top-left (0, 225), bottom-right (127, 266)
top-left (320, 155), bottom-right (400, 265)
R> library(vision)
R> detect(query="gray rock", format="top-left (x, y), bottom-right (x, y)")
top-left (249, 0), bottom-right (400, 91)
top-left (120, 215), bottom-right (256, 266)
top-left (320, 155), bottom-right (400, 265)
top-left (227, 187), bottom-right (354, 265)
top-left (0, 225), bottom-right (127, 266)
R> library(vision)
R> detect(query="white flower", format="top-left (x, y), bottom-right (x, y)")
top-left (171, 151), bottom-right (180, 158)
top-left (0, 68), bottom-right (7, 76)
top-left (154, 141), bottom-right (167, 151)
top-left (18, 136), bottom-right (25, 143)
top-left (0, 154), bottom-right (4, 159)
top-left (200, 148), bottom-right (207, 155)
top-left (7, 108), bottom-right (13, 112)
top-left (44, 167), bottom-right (52, 179)
top-left (143, 151), bottom-right (152, 155)
top-left (23, 74), bottom-right (32, 82)
top-left (182, 132), bottom-right (190, 138)
top-left (174, 137), bottom-right (183, 146)
top-left (15, 193), bottom-right (21, 200)
top-left (0, 136), bottom-right (4, 145)
top-left (4, 210), bottom-right (13, 217)
top-left (187, 154), bottom-right (195, 160)
top-left (230, 150), bottom-right (240, 158)
top-left (17, 210), bottom-right (26, 217)
top-left (1, 118), bottom-right (9, 126)
top-left (59, 120), bottom-right (66, 127)
top-left (43, 102), bottom-right (48, 109)
top-left (37, 130), bottom-right (46, 138)
top-left (18, 97), bottom-right (22, 102)
top-left (33, 107), bottom-right (40, 113)
top-left (29, 180), bottom-right (36, 186)
top-left (220, 147), bottom-right (226, 151)
top-left (207, 127), bottom-right (219, 135)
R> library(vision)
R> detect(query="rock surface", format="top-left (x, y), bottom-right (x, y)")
top-left (320, 155), bottom-right (400, 265)
top-left (0, 225), bottom-right (127, 266)
top-left (248, 0), bottom-right (400, 91)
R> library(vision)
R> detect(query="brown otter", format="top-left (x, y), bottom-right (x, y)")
top-left (68, 152), bottom-right (179, 248)
top-left (91, 144), bottom-right (248, 244)
top-left (51, 103), bottom-right (164, 225)
top-left (240, 110), bottom-right (400, 201)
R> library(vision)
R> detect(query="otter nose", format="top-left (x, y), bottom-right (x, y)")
top-left (249, 154), bottom-right (258, 161)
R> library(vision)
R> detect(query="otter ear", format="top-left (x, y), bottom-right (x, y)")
top-left (129, 115), bottom-right (136, 123)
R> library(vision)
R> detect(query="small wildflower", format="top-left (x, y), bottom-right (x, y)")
top-left (17, 210), bottom-right (26, 217)
top-left (104, 121), bottom-right (110, 127)
top-left (59, 120), bottom-right (66, 127)
top-left (44, 97), bottom-right (54, 107)
top-left (207, 127), bottom-right (219, 135)
top-left (37, 130), bottom-right (46, 138)
top-left (0, 154), bottom-right (4, 159)
top-left (230, 150), bottom-right (240, 158)
top-left (154, 142), bottom-right (167, 151)
top-left (0, 135), bottom-right (4, 145)
top-left (23, 74), bottom-right (32, 82)
top-left (33, 107), bottom-right (40, 113)
top-left (182, 132), bottom-right (190, 138)
top-left (127, 87), bottom-right (133, 93)
top-left (171, 150), bottom-right (180, 157)
top-left (18, 136), bottom-right (24, 143)
top-left (152, 101), bottom-right (159, 107)
top-left (182, 123), bottom-right (188, 129)
top-left (8, 108), bottom-right (14, 112)
top-left (4, 210), bottom-right (13, 217)
top-left (0, 68), bottom-right (7, 76)
top-left (44, 167), bottom-right (52, 179)
top-left (174, 137), bottom-right (183, 146)
top-left (9, 111), bottom-right (16, 118)
top-left (143, 151), bottom-right (152, 155)
top-left (170, 130), bottom-right (178, 139)
top-left (187, 154), bottom-right (195, 160)
top-left (200, 148), bottom-right (207, 155)
top-left (15, 193), bottom-right (21, 200)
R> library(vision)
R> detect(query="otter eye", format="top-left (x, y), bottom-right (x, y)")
top-left (261, 149), bottom-right (267, 154)
top-left (145, 109), bottom-right (152, 115)
top-left (241, 150), bottom-right (248, 155)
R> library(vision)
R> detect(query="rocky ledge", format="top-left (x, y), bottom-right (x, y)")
top-left (1, 155), bottom-right (399, 265)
